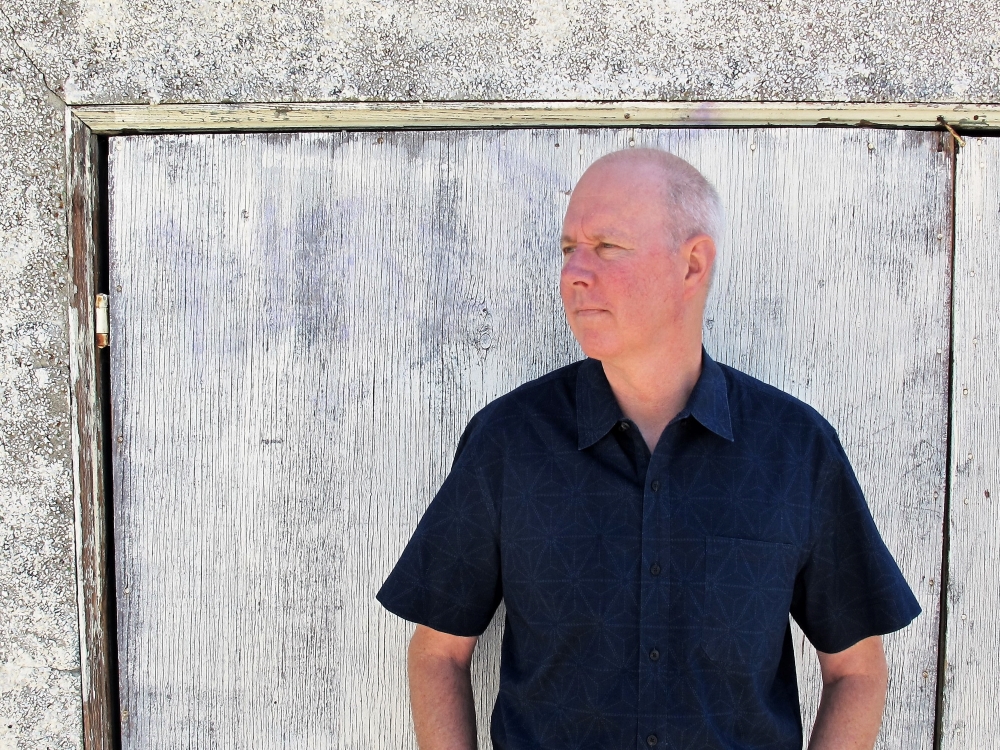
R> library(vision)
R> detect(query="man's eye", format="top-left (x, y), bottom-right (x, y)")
top-left (561, 246), bottom-right (574, 254)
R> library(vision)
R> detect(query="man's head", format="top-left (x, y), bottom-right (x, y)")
top-left (560, 148), bottom-right (724, 366)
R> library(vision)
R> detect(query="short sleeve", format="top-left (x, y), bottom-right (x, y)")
top-left (789, 428), bottom-right (922, 653)
top-left (375, 412), bottom-right (503, 637)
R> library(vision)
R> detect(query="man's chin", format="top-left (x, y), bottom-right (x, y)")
top-left (573, 336), bottom-right (623, 363)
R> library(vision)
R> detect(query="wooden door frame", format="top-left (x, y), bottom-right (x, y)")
top-left (67, 112), bottom-right (115, 750)
top-left (65, 100), bottom-right (999, 750)
top-left (71, 100), bottom-right (1000, 134)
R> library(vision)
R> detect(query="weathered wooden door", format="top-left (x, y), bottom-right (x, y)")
top-left (939, 135), bottom-right (1000, 750)
top-left (107, 128), bottom-right (953, 748)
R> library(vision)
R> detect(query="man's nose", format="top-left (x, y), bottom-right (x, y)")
top-left (561, 247), bottom-right (597, 287)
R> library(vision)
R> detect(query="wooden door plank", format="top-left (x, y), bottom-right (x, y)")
top-left (940, 136), bottom-right (1000, 749)
top-left (107, 128), bottom-right (950, 749)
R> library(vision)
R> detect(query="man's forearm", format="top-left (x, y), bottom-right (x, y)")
top-left (408, 644), bottom-right (478, 749)
top-left (807, 673), bottom-right (887, 750)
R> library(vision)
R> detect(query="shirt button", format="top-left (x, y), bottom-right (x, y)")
top-left (650, 563), bottom-right (661, 576)
top-left (619, 421), bottom-right (631, 431)
top-left (649, 648), bottom-right (660, 661)
top-left (646, 734), bottom-right (658, 746)
top-left (650, 479), bottom-right (660, 491)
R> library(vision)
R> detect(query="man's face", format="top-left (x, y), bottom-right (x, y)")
top-left (560, 160), bottom-right (690, 363)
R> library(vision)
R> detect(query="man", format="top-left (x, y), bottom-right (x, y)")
top-left (377, 148), bottom-right (921, 749)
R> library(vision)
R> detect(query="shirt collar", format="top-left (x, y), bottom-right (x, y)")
top-left (576, 347), bottom-right (734, 450)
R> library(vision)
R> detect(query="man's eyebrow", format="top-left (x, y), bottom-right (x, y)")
top-left (561, 232), bottom-right (625, 246)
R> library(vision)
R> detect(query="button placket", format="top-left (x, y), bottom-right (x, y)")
top-left (639, 432), bottom-right (672, 750)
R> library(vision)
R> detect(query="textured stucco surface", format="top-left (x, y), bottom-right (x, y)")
top-left (0, 16), bottom-right (81, 750)
top-left (2, 0), bottom-right (1000, 104)
top-left (0, 0), bottom-right (999, 747)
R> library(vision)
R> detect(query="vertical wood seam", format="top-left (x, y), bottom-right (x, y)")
top-left (931, 132), bottom-right (958, 750)
top-left (66, 111), bottom-right (116, 750)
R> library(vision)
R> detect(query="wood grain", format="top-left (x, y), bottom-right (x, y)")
top-left (73, 100), bottom-right (1000, 136)
top-left (680, 128), bottom-right (954, 749)
top-left (107, 128), bottom-right (952, 748)
top-left (66, 112), bottom-right (116, 750)
top-left (940, 136), bottom-right (1000, 749)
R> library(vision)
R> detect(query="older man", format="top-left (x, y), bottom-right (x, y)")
top-left (377, 148), bottom-right (920, 750)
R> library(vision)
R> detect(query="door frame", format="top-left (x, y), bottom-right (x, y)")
top-left (65, 100), bottom-right (999, 750)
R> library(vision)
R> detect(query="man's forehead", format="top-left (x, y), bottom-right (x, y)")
top-left (561, 189), bottom-right (666, 238)
top-left (566, 163), bottom-right (669, 210)
top-left (560, 220), bottom-right (632, 242)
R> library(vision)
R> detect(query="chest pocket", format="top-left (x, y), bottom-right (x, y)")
top-left (702, 536), bottom-right (800, 669)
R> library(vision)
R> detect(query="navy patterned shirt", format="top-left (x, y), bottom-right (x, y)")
top-left (377, 348), bottom-right (921, 750)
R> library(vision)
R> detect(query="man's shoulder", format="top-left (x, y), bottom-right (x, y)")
top-left (479, 359), bottom-right (583, 418)
top-left (461, 359), bottom-right (584, 438)
top-left (716, 360), bottom-right (839, 443)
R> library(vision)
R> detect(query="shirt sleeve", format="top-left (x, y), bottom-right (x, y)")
top-left (789, 426), bottom-right (922, 654)
top-left (375, 411), bottom-right (503, 637)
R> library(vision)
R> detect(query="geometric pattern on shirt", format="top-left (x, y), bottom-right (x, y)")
top-left (377, 348), bottom-right (922, 750)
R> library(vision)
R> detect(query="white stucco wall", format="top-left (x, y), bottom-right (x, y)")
top-left (1, 1), bottom-right (999, 746)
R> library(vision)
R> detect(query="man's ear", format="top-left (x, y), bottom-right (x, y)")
top-left (682, 234), bottom-right (717, 294)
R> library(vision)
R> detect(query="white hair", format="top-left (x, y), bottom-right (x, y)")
top-left (659, 153), bottom-right (726, 253)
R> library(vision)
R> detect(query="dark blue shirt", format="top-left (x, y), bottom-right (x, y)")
top-left (377, 349), bottom-right (921, 750)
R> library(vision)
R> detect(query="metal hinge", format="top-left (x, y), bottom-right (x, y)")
top-left (95, 293), bottom-right (109, 348)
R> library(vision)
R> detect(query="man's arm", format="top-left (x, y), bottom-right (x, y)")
top-left (808, 635), bottom-right (889, 750)
top-left (408, 624), bottom-right (480, 750)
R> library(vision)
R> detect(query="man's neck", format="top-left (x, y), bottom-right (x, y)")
top-left (600, 340), bottom-right (704, 453)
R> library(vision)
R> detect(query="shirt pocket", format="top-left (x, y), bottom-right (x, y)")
top-left (702, 536), bottom-right (800, 669)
